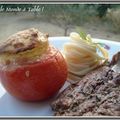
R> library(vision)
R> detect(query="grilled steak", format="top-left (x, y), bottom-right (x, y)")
top-left (52, 64), bottom-right (120, 116)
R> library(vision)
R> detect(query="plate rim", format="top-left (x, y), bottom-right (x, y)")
top-left (49, 36), bottom-right (120, 45)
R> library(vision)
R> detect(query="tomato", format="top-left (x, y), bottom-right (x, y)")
top-left (0, 46), bottom-right (68, 101)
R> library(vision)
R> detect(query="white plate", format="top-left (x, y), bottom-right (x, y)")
top-left (0, 37), bottom-right (119, 116)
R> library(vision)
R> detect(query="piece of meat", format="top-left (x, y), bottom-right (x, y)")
top-left (51, 66), bottom-right (120, 116)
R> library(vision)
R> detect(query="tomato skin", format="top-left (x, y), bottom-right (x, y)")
top-left (0, 46), bottom-right (67, 101)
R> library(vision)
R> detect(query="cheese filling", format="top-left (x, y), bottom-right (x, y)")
top-left (0, 28), bottom-right (49, 66)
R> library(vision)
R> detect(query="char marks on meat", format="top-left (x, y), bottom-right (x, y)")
top-left (52, 66), bottom-right (120, 116)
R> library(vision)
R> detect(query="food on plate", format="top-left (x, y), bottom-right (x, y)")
top-left (0, 28), bottom-right (68, 101)
top-left (63, 32), bottom-right (109, 81)
top-left (111, 52), bottom-right (120, 73)
top-left (52, 52), bottom-right (120, 116)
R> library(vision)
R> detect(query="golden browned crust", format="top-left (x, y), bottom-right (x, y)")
top-left (0, 28), bottom-right (49, 54)
top-left (0, 28), bottom-right (49, 66)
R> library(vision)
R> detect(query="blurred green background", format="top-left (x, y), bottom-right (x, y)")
top-left (0, 4), bottom-right (120, 42)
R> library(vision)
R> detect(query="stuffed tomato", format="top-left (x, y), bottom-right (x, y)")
top-left (0, 28), bottom-right (67, 101)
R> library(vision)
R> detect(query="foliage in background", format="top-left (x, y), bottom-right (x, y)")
top-left (42, 4), bottom-right (87, 35)
top-left (106, 8), bottom-right (120, 32)
top-left (0, 4), bottom-right (120, 35)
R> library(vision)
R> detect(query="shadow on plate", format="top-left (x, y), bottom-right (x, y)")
top-left (0, 93), bottom-right (54, 116)
top-left (0, 80), bottom-right (70, 116)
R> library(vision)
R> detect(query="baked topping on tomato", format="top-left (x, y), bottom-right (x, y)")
top-left (0, 28), bottom-right (49, 66)
top-left (0, 28), bottom-right (48, 54)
